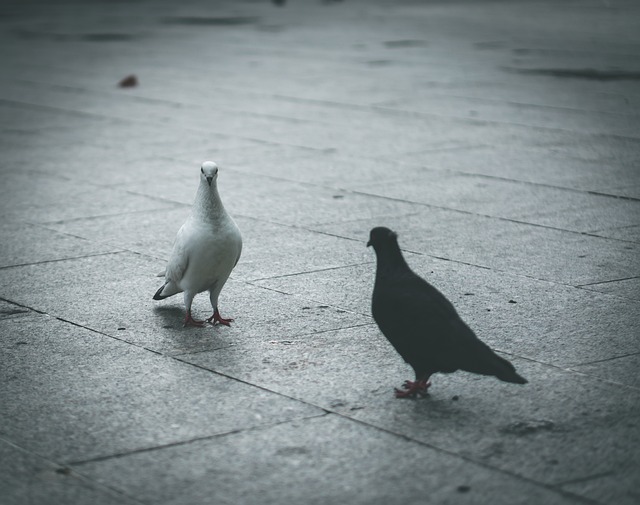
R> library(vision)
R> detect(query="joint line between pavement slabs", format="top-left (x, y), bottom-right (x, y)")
top-left (64, 412), bottom-right (331, 467)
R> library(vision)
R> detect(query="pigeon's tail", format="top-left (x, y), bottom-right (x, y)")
top-left (153, 284), bottom-right (169, 300)
top-left (495, 367), bottom-right (528, 385)
top-left (464, 348), bottom-right (527, 384)
top-left (491, 354), bottom-right (528, 385)
top-left (153, 282), bottom-right (180, 300)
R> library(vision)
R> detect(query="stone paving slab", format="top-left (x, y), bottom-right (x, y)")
top-left (310, 209), bottom-right (640, 286)
top-left (347, 172), bottom-right (640, 233)
top-left (0, 299), bottom-right (30, 320)
top-left (15, 63), bottom-right (631, 164)
top-left (0, 313), bottom-right (322, 464)
top-left (122, 167), bottom-right (423, 229)
top-left (0, 251), bottom-right (368, 355)
top-left (561, 469), bottom-right (640, 505)
top-left (212, 142), bottom-right (640, 210)
top-left (151, 277), bottom-right (370, 356)
top-left (254, 255), bottom-right (640, 369)
top-left (0, 79), bottom-right (270, 157)
top-left (45, 207), bottom-right (190, 261)
top-left (0, 222), bottom-right (120, 269)
top-left (602, 184), bottom-right (640, 200)
top-left (1, 123), bottom-right (137, 170)
top-left (381, 94), bottom-right (640, 138)
top-left (543, 136), bottom-right (640, 166)
top-left (4, 53), bottom-right (616, 160)
top-left (0, 253), bottom-right (163, 334)
top-left (592, 225), bottom-right (640, 245)
top-left (570, 353), bottom-right (640, 391)
top-left (179, 326), bottom-right (639, 498)
top-left (45, 210), bottom-right (372, 281)
top-left (229, 218), bottom-right (372, 281)
top-left (385, 144), bottom-right (640, 197)
top-left (578, 277), bottom-right (640, 302)
top-left (217, 147), bottom-right (484, 190)
top-left (0, 439), bottom-right (138, 505)
top-left (72, 414), bottom-right (589, 505)
top-left (1, 0), bottom-right (639, 503)
top-left (0, 169), bottom-right (180, 225)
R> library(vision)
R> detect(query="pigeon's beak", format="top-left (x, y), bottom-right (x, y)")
top-left (366, 240), bottom-right (371, 247)
top-left (206, 176), bottom-right (213, 186)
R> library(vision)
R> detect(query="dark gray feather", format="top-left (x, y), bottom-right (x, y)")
top-left (368, 226), bottom-right (527, 386)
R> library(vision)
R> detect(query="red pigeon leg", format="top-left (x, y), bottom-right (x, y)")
top-left (184, 310), bottom-right (206, 327)
top-left (207, 308), bottom-right (234, 326)
top-left (394, 378), bottom-right (432, 398)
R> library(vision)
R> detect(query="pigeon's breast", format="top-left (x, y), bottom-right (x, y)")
top-left (181, 219), bottom-right (242, 293)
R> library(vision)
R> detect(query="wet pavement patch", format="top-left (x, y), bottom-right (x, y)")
top-left (367, 59), bottom-right (393, 66)
top-left (474, 41), bottom-right (506, 50)
top-left (384, 39), bottom-right (428, 48)
top-left (79, 33), bottom-right (137, 42)
top-left (14, 30), bottom-right (138, 42)
top-left (162, 16), bottom-right (259, 26)
top-left (504, 66), bottom-right (640, 81)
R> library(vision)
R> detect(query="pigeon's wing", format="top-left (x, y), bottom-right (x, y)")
top-left (375, 272), bottom-right (523, 381)
top-left (233, 238), bottom-right (242, 267)
top-left (373, 272), bottom-right (485, 373)
top-left (153, 220), bottom-right (194, 300)
top-left (165, 223), bottom-right (191, 285)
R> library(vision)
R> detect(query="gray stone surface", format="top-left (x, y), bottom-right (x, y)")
top-left (254, 257), bottom-right (640, 367)
top-left (348, 172), bottom-right (640, 233)
top-left (1, 0), bottom-right (639, 503)
top-left (124, 167), bottom-right (422, 228)
top-left (561, 469), bottom-right (640, 505)
top-left (0, 253), bottom-right (368, 355)
top-left (386, 144), bottom-right (640, 197)
top-left (578, 277), bottom-right (640, 302)
top-left (0, 439), bottom-right (137, 505)
top-left (311, 209), bottom-right (640, 286)
top-left (0, 299), bottom-right (31, 320)
top-left (47, 207), bottom-right (376, 282)
top-left (570, 353), bottom-right (640, 390)
top-left (180, 327), bottom-right (640, 491)
top-left (0, 313), bottom-right (321, 463)
top-left (593, 224), bottom-right (640, 244)
top-left (73, 414), bottom-right (589, 505)
top-left (0, 169), bottom-right (180, 224)
top-left (0, 221), bottom-right (120, 269)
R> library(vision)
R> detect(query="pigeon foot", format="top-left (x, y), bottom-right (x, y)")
top-left (184, 312), bottom-right (206, 327)
top-left (394, 379), bottom-right (432, 398)
top-left (207, 309), bottom-right (234, 326)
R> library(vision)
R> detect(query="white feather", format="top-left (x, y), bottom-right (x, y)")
top-left (154, 161), bottom-right (242, 322)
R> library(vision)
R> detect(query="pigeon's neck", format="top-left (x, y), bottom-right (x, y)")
top-left (374, 241), bottom-right (410, 275)
top-left (193, 182), bottom-right (226, 223)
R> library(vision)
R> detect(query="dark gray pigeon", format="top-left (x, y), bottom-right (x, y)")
top-left (367, 226), bottom-right (527, 398)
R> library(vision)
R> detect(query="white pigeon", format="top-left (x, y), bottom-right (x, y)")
top-left (153, 161), bottom-right (242, 327)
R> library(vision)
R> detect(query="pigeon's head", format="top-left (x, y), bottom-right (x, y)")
top-left (367, 227), bottom-right (398, 249)
top-left (200, 161), bottom-right (219, 187)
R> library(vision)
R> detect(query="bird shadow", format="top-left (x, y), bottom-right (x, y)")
top-left (153, 305), bottom-right (185, 329)
top-left (152, 305), bottom-right (234, 355)
top-left (402, 393), bottom-right (472, 422)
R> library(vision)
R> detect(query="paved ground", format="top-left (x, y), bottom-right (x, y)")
top-left (1, 0), bottom-right (639, 504)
